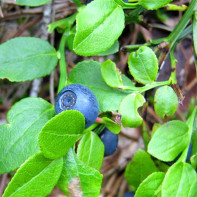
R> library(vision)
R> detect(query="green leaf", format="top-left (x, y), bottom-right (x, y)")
top-left (96, 40), bottom-right (119, 56)
top-left (58, 149), bottom-right (103, 197)
top-left (139, 0), bottom-right (173, 10)
top-left (128, 46), bottom-right (158, 84)
top-left (119, 93), bottom-right (146, 128)
top-left (162, 162), bottom-right (197, 197)
top-left (101, 59), bottom-right (123, 88)
top-left (148, 120), bottom-right (190, 162)
top-left (188, 179), bottom-right (197, 197)
top-left (0, 97), bottom-right (55, 173)
top-left (102, 117), bottom-right (121, 134)
top-left (73, 0), bottom-right (124, 56)
top-left (39, 110), bottom-right (85, 159)
top-left (0, 37), bottom-right (58, 82)
top-left (16, 0), bottom-right (51, 6)
top-left (193, 12), bottom-right (197, 56)
top-left (135, 172), bottom-right (165, 197)
top-left (125, 149), bottom-right (158, 190)
top-left (154, 86), bottom-right (178, 119)
top-left (77, 131), bottom-right (104, 170)
top-left (68, 60), bottom-right (131, 112)
top-left (3, 153), bottom-right (63, 197)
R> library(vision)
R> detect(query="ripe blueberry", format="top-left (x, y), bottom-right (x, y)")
top-left (86, 0), bottom-right (94, 4)
top-left (122, 192), bottom-right (135, 197)
top-left (99, 128), bottom-right (118, 157)
top-left (55, 84), bottom-right (99, 128)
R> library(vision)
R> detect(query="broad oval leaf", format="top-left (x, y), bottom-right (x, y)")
top-left (68, 60), bottom-right (132, 112)
top-left (16, 0), bottom-right (51, 6)
top-left (3, 153), bottom-right (63, 197)
top-left (125, 149), bottom-right (158, 190)
top-left (154, 86), bottom-right (178, 119)
top-left (0, 97), bottom-right (55, 173)
top-left (77, 131), bottom-right (104, 170)
top-left (128, 46), bottom-right (158, 84)
top-left (39, 110), bottom-right (85, 159)
top-left (73, 0), bottom-right (124, 56)
top-left (101, 59), bottom-right (123, 88)
top-left (148, 120), bottom-right (190, 161)
top-left (162, 162), bottom-right (196, 197)
top-left (139, 0), bottom-right (173, 10)
top-left (188, 179), bottom-right (197, 197)
top-left (119, 93), bottom-right (146, 128)
top-left (0, 37), bottom-right (58, 82)
top-left (58, 149), bottom-right (103, 197)
top-left (135, 172), bottom-right (165, 197)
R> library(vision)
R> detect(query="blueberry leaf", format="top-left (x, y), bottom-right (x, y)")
top-left (119, 93), bottom-right (146, 128)
top-left (128, 46), bottom-right (158, 84)
top-left (73, 0), bottom-right (124, 56)
top-left (0, 97), bottom-right (55, 173)
top-left (77, 131), bottom-right (104, 171)
top-left (135, 172), bottom-right (165, 197)
top-left (101, 59), bottom-right (123, 88)
top-left (68, 60), bottom-right (132, 112)
top-left (148, 120), bottom-right (190, 161)
top-left (0, 37), bottom-right (58, 82)
top-left (39, 110), bottom-right (85, 159)
top-left (162, 162), bottom-right (196, 197)
top-left (139, 0), bottom-right (173, 10)
top-left (16, 0), bottom-right (51, 6)
top-left (193, 12), bottom-right (197, 56)
top-left (154, 86), bottom-right (178, 119)
top-left (188, 179), bottom-right (197, 197)
top-left (125, 150), bottom-right (158, 190)
top-left (3, 153), bottom-right (63, 197)
top-left (102, 117), bottom-right (121, 134)
top-left (58, 149), bottom-right (103, 197)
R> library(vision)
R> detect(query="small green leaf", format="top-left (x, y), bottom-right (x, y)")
top-left (154, 86), bottom-right (178, 119)
top-left (73, 0), bottom-right (124, 56)
top-left (188, 179), bottom-right (197, 197)
top-left (148, 120), bottom-right (190, 161)
top-left (77, 131), bottom-right (104, 170)
top-left (16, 0), bottom-right (51, 6)
top-left (135, 172), bottom-right (165, 197)
top-left (0, 37), bottom-right (58, 82)
top-left (58, 149), bottom-right (103, 197)
top-left (68, 60), bottom-right (131, 112)
top-left (3, 153), bottom-right (63, 197)
top-left (0, 98), bottom-right (55, 173)
top-left (128, 46), bottom-right (158, 84)
top-left (125, 149), bottom-right (158, 190)
top-left (101, 59), bottom-right (123, 88)
top-left (119, 93), bottom-right (146, 128)
top-left (39, 110), bottom-right (85, 159)
top-left (162, 162), bottom-right (196, 197)
top-left (193, 12), bottom-right (197, 56)
top-left (139, 0), bottom-right (173, 10)
top-left (102, 117), bottom-right (121, 134)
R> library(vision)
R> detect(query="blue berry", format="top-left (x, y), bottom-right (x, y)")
top-left (86, 0), bottom-right (94, 4)
top-left (99, 128), bottom-right (118, 157)
top-left (122, 192), bottom-right (135, 197)
top-left (55, 84), bottom-right (99, 128)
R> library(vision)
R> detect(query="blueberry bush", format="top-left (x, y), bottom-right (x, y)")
top-left (0, 0), bottom-right (197, 196)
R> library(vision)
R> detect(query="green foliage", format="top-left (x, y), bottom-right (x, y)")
top-left (3, 153), bottom-right (63, 197)
top-left (125, 149), bottom-right (158, 190)
top-left (102, 117), bottom-right (121, 134)
top-left (193, 12), bottom-right (197, 62)
top-left (148, 120), bottom-right (190, 161)
top-left (73, 0), bottom-right (124, 56)
top-left (135, 172), bottom-right (165, 197)
top-left (154, 86), bottom-right (178, 119)
top-left (68, 60), bottom-right (131, 112)
top-left (39, 110), bottom-right (85, 159)
top-left (16, 0), bottom-right (51, 6)
top-left (139, 0), bottom-right (173, 10)
top-left (0, 37), bottom-right (58, 82)
top-left (101, 59), bottom-right (123, 88)
top-left (58, 149), bottom-right (103, 197)
top-left (0, 98), bottom-right (55, 173)
top-left (162, 162), bottom-right (197, 197)
top-left (119, 93), bottom-right (146, 128)
top-left (128, 46), bottom-right (158, 84)
top-left (77, 131), bottom-right (104, 171)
